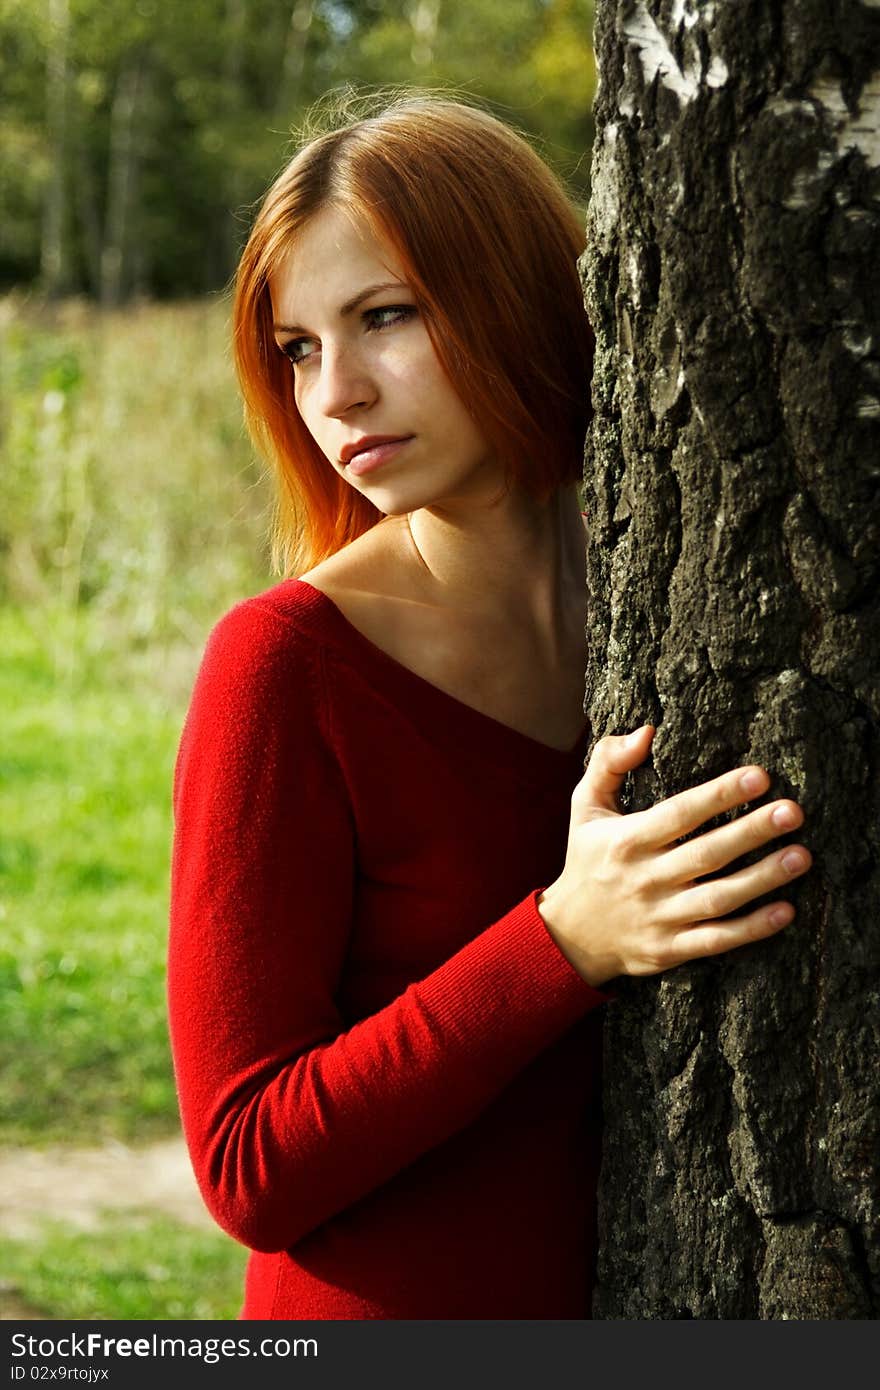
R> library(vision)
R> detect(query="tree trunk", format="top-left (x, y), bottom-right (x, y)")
top-left (225, 0), bottom-right (247, 89)
top-left (101, 60), bottom-right (145, 308)
top-left (275, 0), bottom-right (315, 121)
top-left (40, 0), bottom-right (70, 296)
top-left (582, 0), bottom-right (880, 1319)
top-left (72, 131), bottom-right (105, 299)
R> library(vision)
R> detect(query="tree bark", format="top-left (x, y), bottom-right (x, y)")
top-left (582, 0), bottom-right (880, 1318)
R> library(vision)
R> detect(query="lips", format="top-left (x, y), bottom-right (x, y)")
top-left (339, 434), bottom-right (413, 466)
top-left (339, 435), bottom-right (414, 477)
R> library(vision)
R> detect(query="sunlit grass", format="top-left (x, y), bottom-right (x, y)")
top-left (1, 299), bottom-right (276, 1145)
top-left (0, 1215), bottom-right (247, 1320)
top-left (0, 298), bottom-right (276, 1320)
top-left (1, 605), bottom-right (187, 1145)
top-left (0, 295), bottom-right (272, 676)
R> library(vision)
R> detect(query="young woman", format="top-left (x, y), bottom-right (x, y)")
top-left (167, 93), bottom-right (811, 1320)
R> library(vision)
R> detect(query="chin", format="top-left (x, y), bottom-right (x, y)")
top-left (351, 466), bottom-right (507, 519)
top-left (347, 475), bottom-right (443, 516)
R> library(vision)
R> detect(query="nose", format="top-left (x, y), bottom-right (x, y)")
top-left (314, 339), bottom-right (376, 419)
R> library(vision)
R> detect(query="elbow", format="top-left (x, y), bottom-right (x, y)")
top-left (199, 1177), bottom-right (289, 1254)
top-left (186, 1103), bottom-right (318, 1254)
top-left (197, 1163), bottom-right (313, 1255)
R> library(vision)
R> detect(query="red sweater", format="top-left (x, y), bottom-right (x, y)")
top-left (168, 578), bottom-right (611, 1319)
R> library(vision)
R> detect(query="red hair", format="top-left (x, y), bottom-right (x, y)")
top-left (232, 91), bottom-right (594, 576)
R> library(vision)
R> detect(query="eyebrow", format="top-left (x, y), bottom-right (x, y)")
top-left (273, 281), bottom-right (410, 335)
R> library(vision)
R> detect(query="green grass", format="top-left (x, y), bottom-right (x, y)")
top-left (0, 295), bottom-right (272, 657)
top-left (0, 606), bottom-right (253, 1319)
top-left (1, 604), bottom-right (189, 1145)
top-left (0, 298), bottom-right (277, 1320)
top-left (0, 301), bottom-right (276, 1148)
top-left (0, 1215), bottom-right (247, 1320)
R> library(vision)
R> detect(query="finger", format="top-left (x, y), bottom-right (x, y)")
top-left (660, 798), bottom-right (804, 884)
top-left (666, 843), bottom-right (812, 926)
top-left (574, 725), bottom-right (655, 817)
top-left (630, 764), bottom-right (771, 851)
top-left (664, 900), bottom-right (796, 967)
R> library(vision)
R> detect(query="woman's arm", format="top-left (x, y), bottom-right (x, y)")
top-left (168, 600), bottom-right (608, 1254)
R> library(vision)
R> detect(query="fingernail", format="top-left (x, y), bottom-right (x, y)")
top-left (771, 805), bottom-right (797, 829)
top-left (770, 905), bottom-right (793, 926)
top-left (782, 850), bottom-right (805, 874)
top-left (741, 770), bottom-right (765, 794)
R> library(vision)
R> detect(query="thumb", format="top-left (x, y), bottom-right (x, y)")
top-left (573, 724), bottom-right (655, 818)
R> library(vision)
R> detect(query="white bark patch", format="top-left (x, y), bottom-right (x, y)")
top-left (627, 243), bottom-right (646, 309)
top-left (621, 0), bottom-right (728, 111)
top-left (811, 73), bottom-right (880, 169)
top-left (706, 55), bottom-right (729, 88)
top-left (771, 82), bottom-right (880, 208)
top-left (588, 123), bottom-right (621, 253)
top-left (843, 327), bottom-right (874, 358)
top-left (669, 0), bottom-right (705, 29)
top-left (622, 2), bottom-right (700, 105)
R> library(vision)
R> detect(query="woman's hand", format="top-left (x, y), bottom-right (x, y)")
top-left (537, 725), bottom-right (811, 988)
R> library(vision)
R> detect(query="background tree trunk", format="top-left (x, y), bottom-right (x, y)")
top-left (101, 59), bottom-right (146, 308)
top-left (582, 0), bottom-right (879, 1318)
top-left (40, 0), bottom-right (70, 296)
top-left (275, 0), bottom-right (315, 121)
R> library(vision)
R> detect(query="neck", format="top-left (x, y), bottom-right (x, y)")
top-left (400, 480), bottom-right (587, 644)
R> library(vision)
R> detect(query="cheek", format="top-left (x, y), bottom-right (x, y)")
top-left (293, 382), bottom-right (323, 440)
top-left (292, 373), bottom-right (309, 416)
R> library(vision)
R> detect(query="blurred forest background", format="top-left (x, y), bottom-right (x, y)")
top-left (1, 0), bottom-right (597, 1320)
top-left (3, 0), bottom-right (594, 298)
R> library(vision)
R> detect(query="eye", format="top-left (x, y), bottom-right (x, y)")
top-left (279, 337), bottom-right (316, 367)
top-left (364, 305), bottom-right (417, 331)
top-left (277, 304), bottom-right (417, 369)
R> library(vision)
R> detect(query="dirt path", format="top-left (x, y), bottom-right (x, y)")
top-left (1, 1136), bottom-right (212, 1239)
top-left (1, 1137), bottom-right (213, 1320)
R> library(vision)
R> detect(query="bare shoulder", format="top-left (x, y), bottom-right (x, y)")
top-left (302, 512), bottom-right (588, 594)
top-left (298, 516), bottom-right (442, 662)
top-left (298, 515), bottom-right (416, 603)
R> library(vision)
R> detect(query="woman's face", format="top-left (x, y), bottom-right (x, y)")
top-left (268, 205), bottom-right (505, 515)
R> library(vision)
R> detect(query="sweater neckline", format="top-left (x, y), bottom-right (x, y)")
top-left (287, 578), bottom-right (591, 787)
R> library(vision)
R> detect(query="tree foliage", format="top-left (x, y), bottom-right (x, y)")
top-left (0, 0), bottom-right (596, 298)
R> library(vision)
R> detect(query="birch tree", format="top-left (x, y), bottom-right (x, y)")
top-left (583, 0), bottom-right (880, 1319)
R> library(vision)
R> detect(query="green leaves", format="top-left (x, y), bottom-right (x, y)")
top-left (2, 0), bottom-right (597, 297)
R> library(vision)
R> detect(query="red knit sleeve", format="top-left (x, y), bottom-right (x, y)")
top-left (168, 599), bottom-right (609, 1253)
